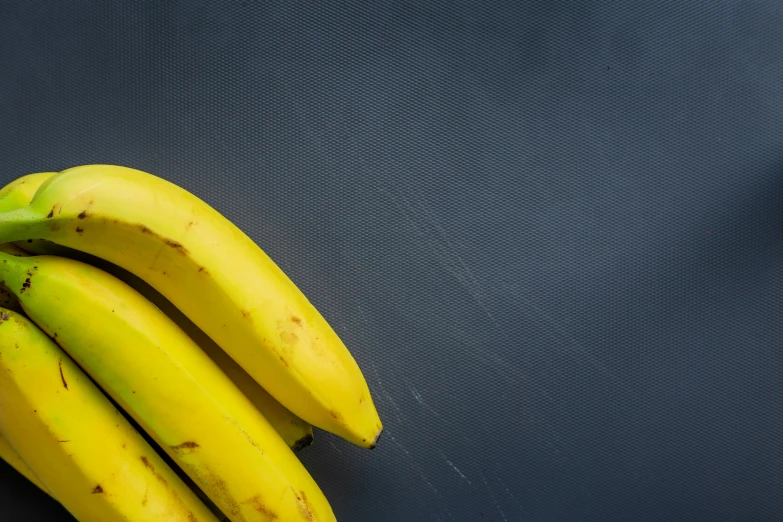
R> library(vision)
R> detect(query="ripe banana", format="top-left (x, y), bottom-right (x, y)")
top-left (0, 432), bottom-right (49, 494)
top-left (0, 164), bottom-right (382, 447)
top-left (0, 172), bottom-right (314, 451)
top-left (0, 308), bottom-right (218, 522)
top-left (0, 252), bottom-right (336, 522)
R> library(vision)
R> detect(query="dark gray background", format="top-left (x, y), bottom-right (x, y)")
top-left (1, 1), bottom-right (782, 521)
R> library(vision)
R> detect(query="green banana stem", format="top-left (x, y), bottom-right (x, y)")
top-left (0, 208), bottom-right (39, 244)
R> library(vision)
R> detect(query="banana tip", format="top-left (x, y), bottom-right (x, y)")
top-left (368, 428), bottom-right (383, 450)
top-left (291, 434), bottom-right (314, 452)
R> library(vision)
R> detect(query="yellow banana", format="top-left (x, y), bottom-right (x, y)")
top-left (0, 173), bottom-right (314, 451)
top-left (0, 164), bottom-right (382, 447)
top-left (0, 252), bottom-right (336, 522)
top-left (0, 308), bottom-right (218, 522)
top-left (0, 432), bottom-right (49, 494)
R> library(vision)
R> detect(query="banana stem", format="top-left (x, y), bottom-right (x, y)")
top-left (0, 250), bottom-right (31, 287)
top-left (0, 208), bottom-right (39, 243)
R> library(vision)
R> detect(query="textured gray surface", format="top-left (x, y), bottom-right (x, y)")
top-left (1, 1), bottom-right (783, 521)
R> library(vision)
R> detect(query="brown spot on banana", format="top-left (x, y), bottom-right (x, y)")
top-left (140, 456), bottom-right (168, 486)
top-left (294, 490), bottom-right (315, 522)
top-left (280, 331), bottom-right (298, 345)
top-left (170, 441), bottom-right (200, 455)
top-left (242, 495), bottom-right (278, 520)
top-left (59, 358), bottom-right (68, 390)
top-left (135, 224), bottom-right (189, 254)
top-left (164, 239), bottom-right (187, 253)
top-left (92, 485), bottom-right (103, 494)
top-left (191, 468), bottom-right (242, 519)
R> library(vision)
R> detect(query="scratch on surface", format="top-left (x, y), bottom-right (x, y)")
top-left (387, 430), bottom-right (438, 494)
top-left (495, 474), bottom-right (527, 517)
top-left (357, 305), bottom-right (369, 325)
top-left (358, 306), bottom-right (403, 422)
top-left (417, 199), bottom-right (503, 329)
top-left (382, 184), bottom-right (569, 414)
top-left (385, 178), bottom-right (617, 384)
top-left (369, 356), bottom-right (404, 423)
top-left (481, 472), bottom-right (508, 522)
top-left (402, 377), bottom-right (474, 446)
top-left (511, 288), bottom-right (616, 380)
top-left (410, 385), bottom-right (424, 405)
top-left (327, 439), bottom-right (342, 454)
top-left (437, 449), bottom-right (472, 487)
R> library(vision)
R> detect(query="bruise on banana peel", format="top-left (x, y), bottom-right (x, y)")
top-left (242, 494), bottom-right (278, 521)
top-left (139, 455), bottom-right (203, 522)
top-left (136, 221), bottom-right (190, 254)
top-left (189, 466), bottom-right (244, 521)
top-left (171, 441), bottom-right (200, 455)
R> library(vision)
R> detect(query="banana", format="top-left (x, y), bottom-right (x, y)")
top-left (0, 432), bottom-right (50, 494)
top-left (0, 308), bottom-right (218, 522)
top-left (0, 165), bottom-right (382, 447)
top-left (0, 252), bottom-right (336, 522)
top-left (0, 173), bottom-right (314, 451)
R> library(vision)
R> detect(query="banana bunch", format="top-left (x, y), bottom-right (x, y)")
top-left (0, 165), bottom-right (382, 522)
